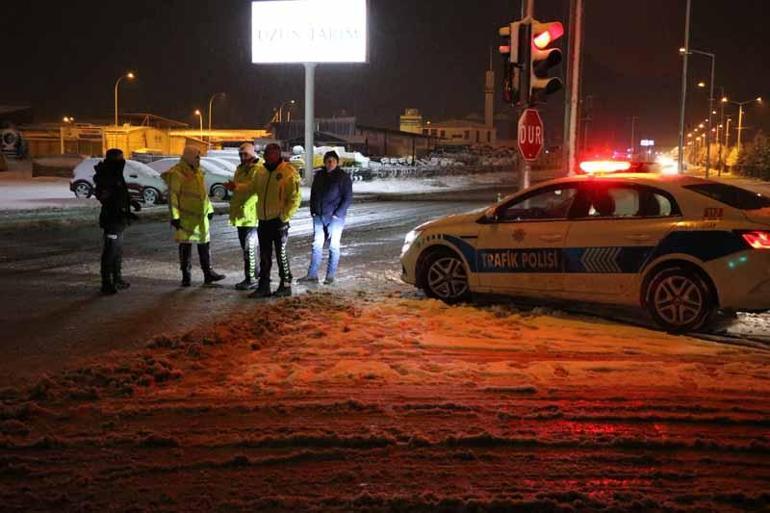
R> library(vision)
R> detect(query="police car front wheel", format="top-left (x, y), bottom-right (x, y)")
top-left (645, 266), bottom-right (715, 333)
top-left (421, 250), bottom-right (470, 303)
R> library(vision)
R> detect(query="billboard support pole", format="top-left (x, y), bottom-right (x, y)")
top-left (304, 62), bottom-right (316, 180)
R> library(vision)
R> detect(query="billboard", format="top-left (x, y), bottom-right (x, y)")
top-left (251, 0), bottom-right (367, 63)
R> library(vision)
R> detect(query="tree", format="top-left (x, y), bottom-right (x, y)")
top-left (735, 132), bottom-right (770, 180)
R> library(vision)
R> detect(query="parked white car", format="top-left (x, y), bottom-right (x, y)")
top-left (207, 149), bottom-right (243, 168)
top-left (70, 158), bottom-right (167, 205)
top-left (147, 158), bottom-right (234, 201)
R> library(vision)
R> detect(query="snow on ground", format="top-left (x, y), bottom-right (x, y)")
top-left (0, 159), bottom-right (525, 213)
top-left (1, 291), bottom-right (768, 512)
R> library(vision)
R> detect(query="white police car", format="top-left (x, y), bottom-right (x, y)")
top-left (401, 173), bottom-right (770, 332)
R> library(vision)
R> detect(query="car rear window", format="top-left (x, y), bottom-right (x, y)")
top-left (684, 183), bottom-right (770, 210)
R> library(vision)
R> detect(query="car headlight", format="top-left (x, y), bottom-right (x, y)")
top-left (401, 229), bottom-right (422, 257)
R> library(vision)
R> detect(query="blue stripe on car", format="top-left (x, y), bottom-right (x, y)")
top-left (436, 231), bottom-right (748, 274)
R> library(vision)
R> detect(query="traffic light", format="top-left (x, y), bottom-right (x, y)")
top-left (498, 21), bottom-right (526, 105)
top-left (529, 20), bottom-right (564, 103)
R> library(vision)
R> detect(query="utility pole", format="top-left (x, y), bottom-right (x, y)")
top-left (677, 0), bottom-right (692, 173)
top-left (629, 115), bottom-right (639, 156)
top-left (304, 63), bottom-right (316, 181)
top-left (563, 0), bottom-right (583, 176)
top-left (718, 88), bottom-right (725, 176)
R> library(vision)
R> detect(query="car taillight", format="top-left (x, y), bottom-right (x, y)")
top-left (742, 231), bottom-right (770, 249)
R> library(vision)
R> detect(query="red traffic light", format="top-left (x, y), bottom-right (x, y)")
top-left (532, 22), bottom-right (564, 49)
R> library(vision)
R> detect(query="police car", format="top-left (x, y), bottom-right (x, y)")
top-left (400, 173), bottom-right (770, 332)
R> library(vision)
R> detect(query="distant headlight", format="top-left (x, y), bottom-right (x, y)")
top-left (401, 229), bottom-right (422, 257)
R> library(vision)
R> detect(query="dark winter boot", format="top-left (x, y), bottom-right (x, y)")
top-left (101, 278), bottom-right (118, 295)
top-left (113, 259), bottom-right (130, 290)
top-left (272, 280), bottom-right (292, 297)
top-left (235, 246), bottom-right (258, 290)
top-left (179, 243), bottom-right (192, 287)
top-left (235, 278), bottom-right (257, 291)
top-left (199, 243), bottom-right (226, 284)
top-left (248, 280), bottom-right (272, 298)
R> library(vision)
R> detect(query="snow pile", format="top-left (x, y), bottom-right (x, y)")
top-left (1, 292), bottom-right (769, 512)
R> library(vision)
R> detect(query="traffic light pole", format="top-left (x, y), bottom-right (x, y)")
top-left (522, 0), bottom-right (534, 190)
top-left (563, 0), bottom-right (582, 177)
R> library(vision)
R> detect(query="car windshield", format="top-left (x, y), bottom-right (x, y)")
top-left (684, 183), bottom-right (770, 210)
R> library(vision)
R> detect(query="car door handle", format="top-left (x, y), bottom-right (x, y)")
top-left (129, 174), bottom-right (138, 178)
top-left (625, 234), bottom-right (651, 242)
top-left (538, 234), bottom-right (563, 242)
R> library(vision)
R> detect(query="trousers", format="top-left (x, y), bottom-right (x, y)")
top-left (237, 226), bottom-right (258, 280)
top-left (307, 216), bottom-right (344, 279)
top-left (101, 230), bottom-right (124, 285)
top-left (257, 218), bottom-right (292, 285)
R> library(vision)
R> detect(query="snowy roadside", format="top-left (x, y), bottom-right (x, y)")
top-left (1, 291), bottom-right (768, 511)
top-left (0, 162), bottom-right (532, 230)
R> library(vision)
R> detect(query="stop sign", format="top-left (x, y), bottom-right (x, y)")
top-left (517, 108), bottom-right (544, 162)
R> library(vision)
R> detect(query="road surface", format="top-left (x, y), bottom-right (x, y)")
top-left (1, 189), bottom-right (769, 512)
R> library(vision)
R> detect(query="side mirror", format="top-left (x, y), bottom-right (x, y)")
top-left (481, 207), bottom-right (498, 223)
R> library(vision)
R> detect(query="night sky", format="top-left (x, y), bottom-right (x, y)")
top-left (3, 0), bottom-right (769, 149)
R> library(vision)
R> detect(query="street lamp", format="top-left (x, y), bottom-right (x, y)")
top-left (726, 96), bottom-right (763, 152)
top-left (194, 109), bottom-right (203, 141)
top-left (276, 99), bottom-right (295, 123)
top-left (114, 72), bottom-right (135, 126)
top-left (686, 48), bottom-right (715, 177)
top-left (676, 0), bottom-right (693, 173)
top-left (207, 92), bottom-right (226, 136)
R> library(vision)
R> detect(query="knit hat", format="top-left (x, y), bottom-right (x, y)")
top-left (105, 148), bottom-right (124, 161)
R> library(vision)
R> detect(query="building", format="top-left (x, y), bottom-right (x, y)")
top-left (422, 119), bottom-right (496, 146)
top-left (272, 117), bottom-right (436, 159)
top-left (399, 108), bottom-right (423, 134)
top-left (19, 112), bottom-right (268, 158)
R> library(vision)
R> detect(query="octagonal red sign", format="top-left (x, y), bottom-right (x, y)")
top-left (518, 108), bottom-right (544, 162)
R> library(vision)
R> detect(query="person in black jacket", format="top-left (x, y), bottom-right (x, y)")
top-left (298, 151), bottom-right (353, 285)
top-left (93, 149), bottom-right (140, 295)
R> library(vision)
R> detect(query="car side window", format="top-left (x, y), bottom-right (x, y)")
top-left (497, 186), bottom-right (577, 222)
top-left (570, 185), bottom-right (677, 219)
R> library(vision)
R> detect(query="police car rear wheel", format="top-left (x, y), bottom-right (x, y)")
top-left (423, 251), bottom-right (469, 303)
top-left (646, 267), bottom-right (714, 333)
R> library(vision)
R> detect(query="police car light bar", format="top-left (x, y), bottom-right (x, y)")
top-left (742, 231), bottom-right (770, 249)
top-left (578, 160), bottom-right (632, 174)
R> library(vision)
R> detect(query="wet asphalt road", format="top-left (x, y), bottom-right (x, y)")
top-left (1, 185), bottom-right (768, 385)
top-left (0, 191), bottom-right (506, 384)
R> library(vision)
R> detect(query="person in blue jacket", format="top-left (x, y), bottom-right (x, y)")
top-left (298, 151), bottom-right (353, 285)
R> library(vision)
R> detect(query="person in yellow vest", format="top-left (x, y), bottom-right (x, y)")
top-left (249, 143), bottom-right (302, 298)
top-left (163, 146), bottom-right (226, 287)
top-left (225, 142), bottom-right (261, 290)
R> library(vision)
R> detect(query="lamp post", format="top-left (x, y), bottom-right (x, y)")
top-left (194, 109), bottom-right (203, 141)
top-left (686, 48), bottom-right (715, 177)
top-left (677, 0), bottom-right (692, 174)
top-left (278, 99), bottom-right (295, 123)
top-left (114, 72), bottom-right (135, 126)
top-left (207, 92), bottom-right (226, 136)
top-left (727, 96), bottom-right (763, 153)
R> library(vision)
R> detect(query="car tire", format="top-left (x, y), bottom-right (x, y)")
top-left (645, 266), bottom-right (715, 333)
top-left (142, 187), bottom-right (160, 206)
top-left (210, 184), bottom-right (228, 201)
top-left (420, 249), bottom-right (470, 304)
top-left (72, 181), bottom-right (93, 199)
